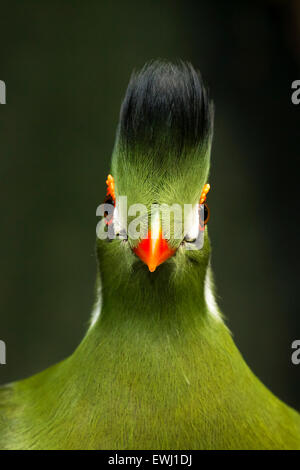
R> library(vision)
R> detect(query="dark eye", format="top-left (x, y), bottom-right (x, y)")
top-left (183, 236), bottom-right (196, 244)
top-left (104, 193), bottom-right (115, 209)
top-left (204, 203), bottom-right (210, 225)
top-left (199, 202), bottom-right (210, 229)
top-left (103, 194), bottom-right (115, 225)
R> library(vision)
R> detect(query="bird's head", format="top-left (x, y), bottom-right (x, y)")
top-left (96, 61), bottom-right (214, 303)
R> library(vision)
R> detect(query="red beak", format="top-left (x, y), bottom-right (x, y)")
top-left (133, 228), bottom-right (175, 272)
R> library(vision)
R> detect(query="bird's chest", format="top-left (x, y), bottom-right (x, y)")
top-left (70, 344), bottom-right (219, 449)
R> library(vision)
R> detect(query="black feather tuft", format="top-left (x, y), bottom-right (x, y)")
top-left (118, 60), bottom-right (214, 157)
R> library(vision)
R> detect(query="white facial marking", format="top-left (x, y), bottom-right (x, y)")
top-left (204, 267), bottom-right (222, 321)
top-left (90, 279), bottom-right (102, 328)
top-left (184, 203), bottom-right (200, 241)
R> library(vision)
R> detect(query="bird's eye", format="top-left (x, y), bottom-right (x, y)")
top-left (104, 174), bottom-right (116, 225)
top-left (202, 203), bottom-right (210, 225)
top-left (183, 235), bottom-right (197, 244)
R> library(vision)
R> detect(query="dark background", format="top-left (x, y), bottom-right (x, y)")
top-left (0, 1), bottom-right (299, 409)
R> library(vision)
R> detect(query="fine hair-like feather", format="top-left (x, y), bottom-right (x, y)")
top-left (118, 60), bottom-right (214, 159)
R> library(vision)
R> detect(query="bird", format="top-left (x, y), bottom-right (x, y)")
top-left (0, 60), bottom-right (299, 450)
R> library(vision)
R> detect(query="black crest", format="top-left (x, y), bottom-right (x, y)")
top-left (118, 60), bottom-right (214, 157)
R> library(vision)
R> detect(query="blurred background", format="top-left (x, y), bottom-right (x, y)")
top-left (0, 0), bottom-right (299, 408)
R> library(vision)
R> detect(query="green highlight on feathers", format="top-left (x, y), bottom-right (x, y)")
top-left (0, 60), bottom-right (299, 450)
top-left (112, 60), bottom-right (214, 212)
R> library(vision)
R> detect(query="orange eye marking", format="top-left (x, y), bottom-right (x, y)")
top-left (106, 174), bottom-right (116, 202)
top-left (200, 183), bottom-right (210, 204)
top-left (104, 174), bottom-right (115, 226)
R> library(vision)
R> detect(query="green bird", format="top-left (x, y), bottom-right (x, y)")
top-left (0, 61), bottom-right (299, 450)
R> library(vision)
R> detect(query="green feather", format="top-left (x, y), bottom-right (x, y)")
top-left (0, 61), bottom-right (299, 450)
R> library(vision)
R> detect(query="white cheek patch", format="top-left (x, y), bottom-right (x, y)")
top-left (184, 203), bottom-right (200, 241)
top-left (183, 203), bottom-right (204, 250)
top-left (204, 267), bottom-right (222, 321)
top-left (113, 197), bottom-right (128, 237)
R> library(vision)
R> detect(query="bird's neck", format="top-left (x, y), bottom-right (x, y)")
top-left (88, 257), bottom-right (220, 338)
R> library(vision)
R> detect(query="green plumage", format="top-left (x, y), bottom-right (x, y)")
top-left (0, 61), bottom-right (299, 450)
